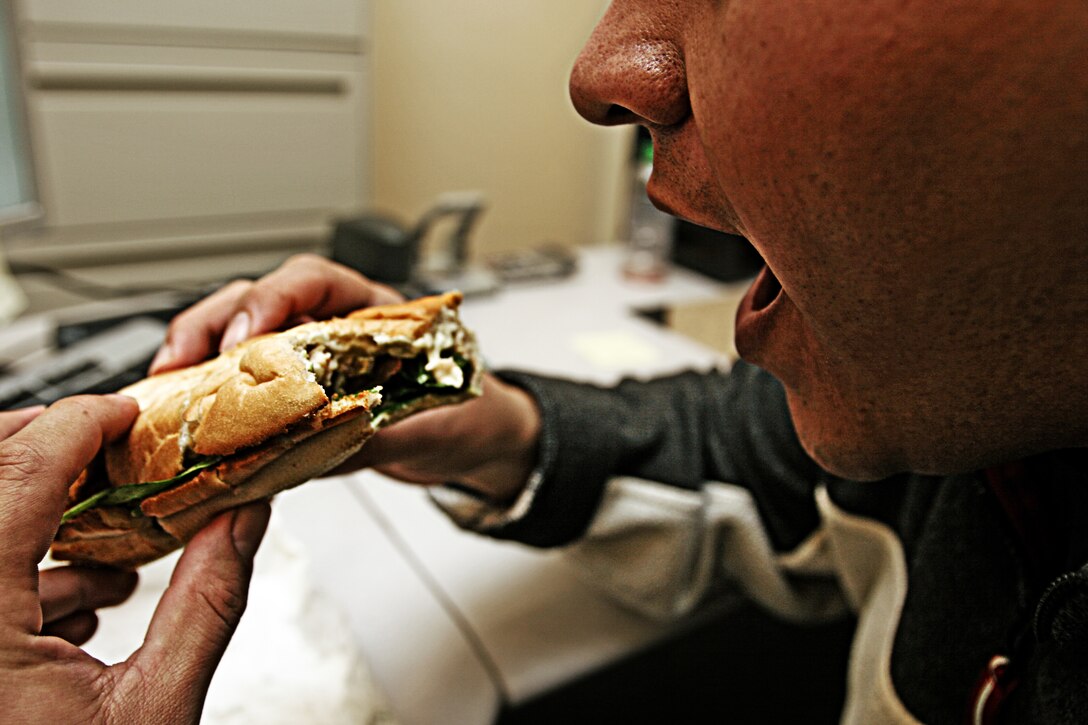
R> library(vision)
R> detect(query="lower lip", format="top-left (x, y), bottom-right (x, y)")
top-left (734, 265), bottom-right (786, 362)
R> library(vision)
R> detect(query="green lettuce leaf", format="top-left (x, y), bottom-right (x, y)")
top-left (61, 457), bottom-right (223, 523)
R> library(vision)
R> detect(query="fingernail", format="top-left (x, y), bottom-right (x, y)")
top-left (220, 311), bottom-right (251, 352)
top-left (231, 502), bottom-right (271, 561)
top-left (148, 342), bottom-right (174, 373)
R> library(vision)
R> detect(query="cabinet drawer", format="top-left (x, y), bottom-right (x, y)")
top-left (21, 0), bottom-right (365, 48)
top-left (5, 0), bottom-right (370, 304)
top-left (30, 61), bottom-right (364, 227)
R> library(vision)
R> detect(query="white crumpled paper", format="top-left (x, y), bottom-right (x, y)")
top-left (74, 514), bottom-right (397, 724)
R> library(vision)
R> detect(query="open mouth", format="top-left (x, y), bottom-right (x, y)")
top-left (734, 262), bottom-right (789, 364)
top-left (748, 265), bottom-right (783, 312)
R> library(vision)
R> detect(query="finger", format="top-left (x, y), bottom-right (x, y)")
top-left (219, 254), bottom-right (403, 351)
top-left (0, 395), bottom-right (138, 580)
top-left (39, 566), bottom-right (138, 625)
top-left (352, 375), bottom-right (541, 500)
top-left (134, 502), bottom-right (270, 720)
top-left (351, 387), bottom-right (495, 473)
top-left (348, 427), bottom-right (439, 482)
top-left (0, 406), bottom-right (45, 441)
top-left (149, 279), bottom-right (253, 374)
top-left (40, 610), bottom-right (98, 646)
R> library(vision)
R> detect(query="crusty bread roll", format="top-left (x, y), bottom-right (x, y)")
top-left (52, 291), bottom-right (481, 568)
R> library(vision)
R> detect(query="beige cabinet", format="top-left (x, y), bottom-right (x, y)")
top-left (6, 0), bottom-right (370, 312)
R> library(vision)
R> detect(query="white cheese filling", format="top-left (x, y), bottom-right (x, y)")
top-left (370, 307), bottom-right (469, 388)
top-left (300, 304), bottom-right (474, 399)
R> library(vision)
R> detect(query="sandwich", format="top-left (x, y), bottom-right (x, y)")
top-left (51, 291), bottom-right (481, 568)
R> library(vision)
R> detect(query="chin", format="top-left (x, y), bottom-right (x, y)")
top-left (790, 397), bottom-right (1016, 481)
top-left (794, 431), bottom-right (897, 481)
top-left (785, 393), bottom-right (910, 482)
top-left (801, 437), bottom-right (904, 482)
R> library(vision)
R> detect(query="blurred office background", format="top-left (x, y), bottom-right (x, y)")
top-left (0, 5), bottom-right (848, 723)
top-left (3, 0), bottom-right (629, 314)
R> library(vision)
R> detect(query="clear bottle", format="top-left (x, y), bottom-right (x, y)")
top-left (622, 138), bottom-right (675, 282)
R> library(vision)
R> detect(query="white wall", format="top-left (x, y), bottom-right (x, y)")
top-left (371, 1), bottom-right (631, 258)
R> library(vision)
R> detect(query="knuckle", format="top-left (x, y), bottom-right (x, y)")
top-left (163, 307), bottom-right (196, 337)
top-left (198, 579), bottom-right (248, 630)
top-left (285, 252), bottom-right (328, 269)
top-left (162, 280), bottom-right (251, 344)
top-left (54, 395), bottom-right (100, 416)
top-left (246, 281), bottom-right (294, 315)
top-left (0, 436), bottom-right (50, 481)
top-left (219, 278), bottom-right (254, 301)
top-left (206, 280), bottom-right (255, 317)
top-left (287, 252), bottom-right (356, 280)
top-left (52, 395), bottom-right (114, 429)
top-left (175, 279), bottom-right (251, 324)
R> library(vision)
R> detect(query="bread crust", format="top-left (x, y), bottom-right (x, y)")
top-left (159, 413), bottom-right (374, 542)
top-left (51, 505), bottom-right (182, 570)
top-left (52, 292), bottom-right (479, 568)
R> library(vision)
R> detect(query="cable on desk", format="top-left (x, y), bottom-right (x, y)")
top-left (346, 482), bottom-right (514, 704)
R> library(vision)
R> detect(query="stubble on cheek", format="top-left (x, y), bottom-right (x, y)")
top-left (647, 122), bottom-right (747, 235)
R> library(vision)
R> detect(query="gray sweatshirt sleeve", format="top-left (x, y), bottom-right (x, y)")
top-left (432, 361), bottom-right (825, 553)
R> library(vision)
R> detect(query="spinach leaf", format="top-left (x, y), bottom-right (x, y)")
top-left (61, 457), bottom-right (223, 523)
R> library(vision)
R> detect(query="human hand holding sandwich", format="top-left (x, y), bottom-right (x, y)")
top-left (0, 396), bottom-right (270, 723)
top-left (150, 254), bottom-right (541, 505)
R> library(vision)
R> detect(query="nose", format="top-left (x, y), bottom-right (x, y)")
top-left (569, 5), bottom-right (689, 128)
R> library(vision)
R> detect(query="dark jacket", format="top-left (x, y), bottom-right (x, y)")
top-left (433, 361), bottom-right (1088, 723)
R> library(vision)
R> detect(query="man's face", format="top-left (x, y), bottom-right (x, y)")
top-left (571, 1), bottom-right (1087, 478)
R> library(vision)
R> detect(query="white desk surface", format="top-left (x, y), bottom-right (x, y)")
top-left (78, 246), bottom-right (739, 725)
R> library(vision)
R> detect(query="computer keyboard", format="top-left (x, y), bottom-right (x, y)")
top-left (0, 316), bottom-right (167, 409)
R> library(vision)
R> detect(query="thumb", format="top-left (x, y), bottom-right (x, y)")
top-left (129, 502), bottom-right (271, 722)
